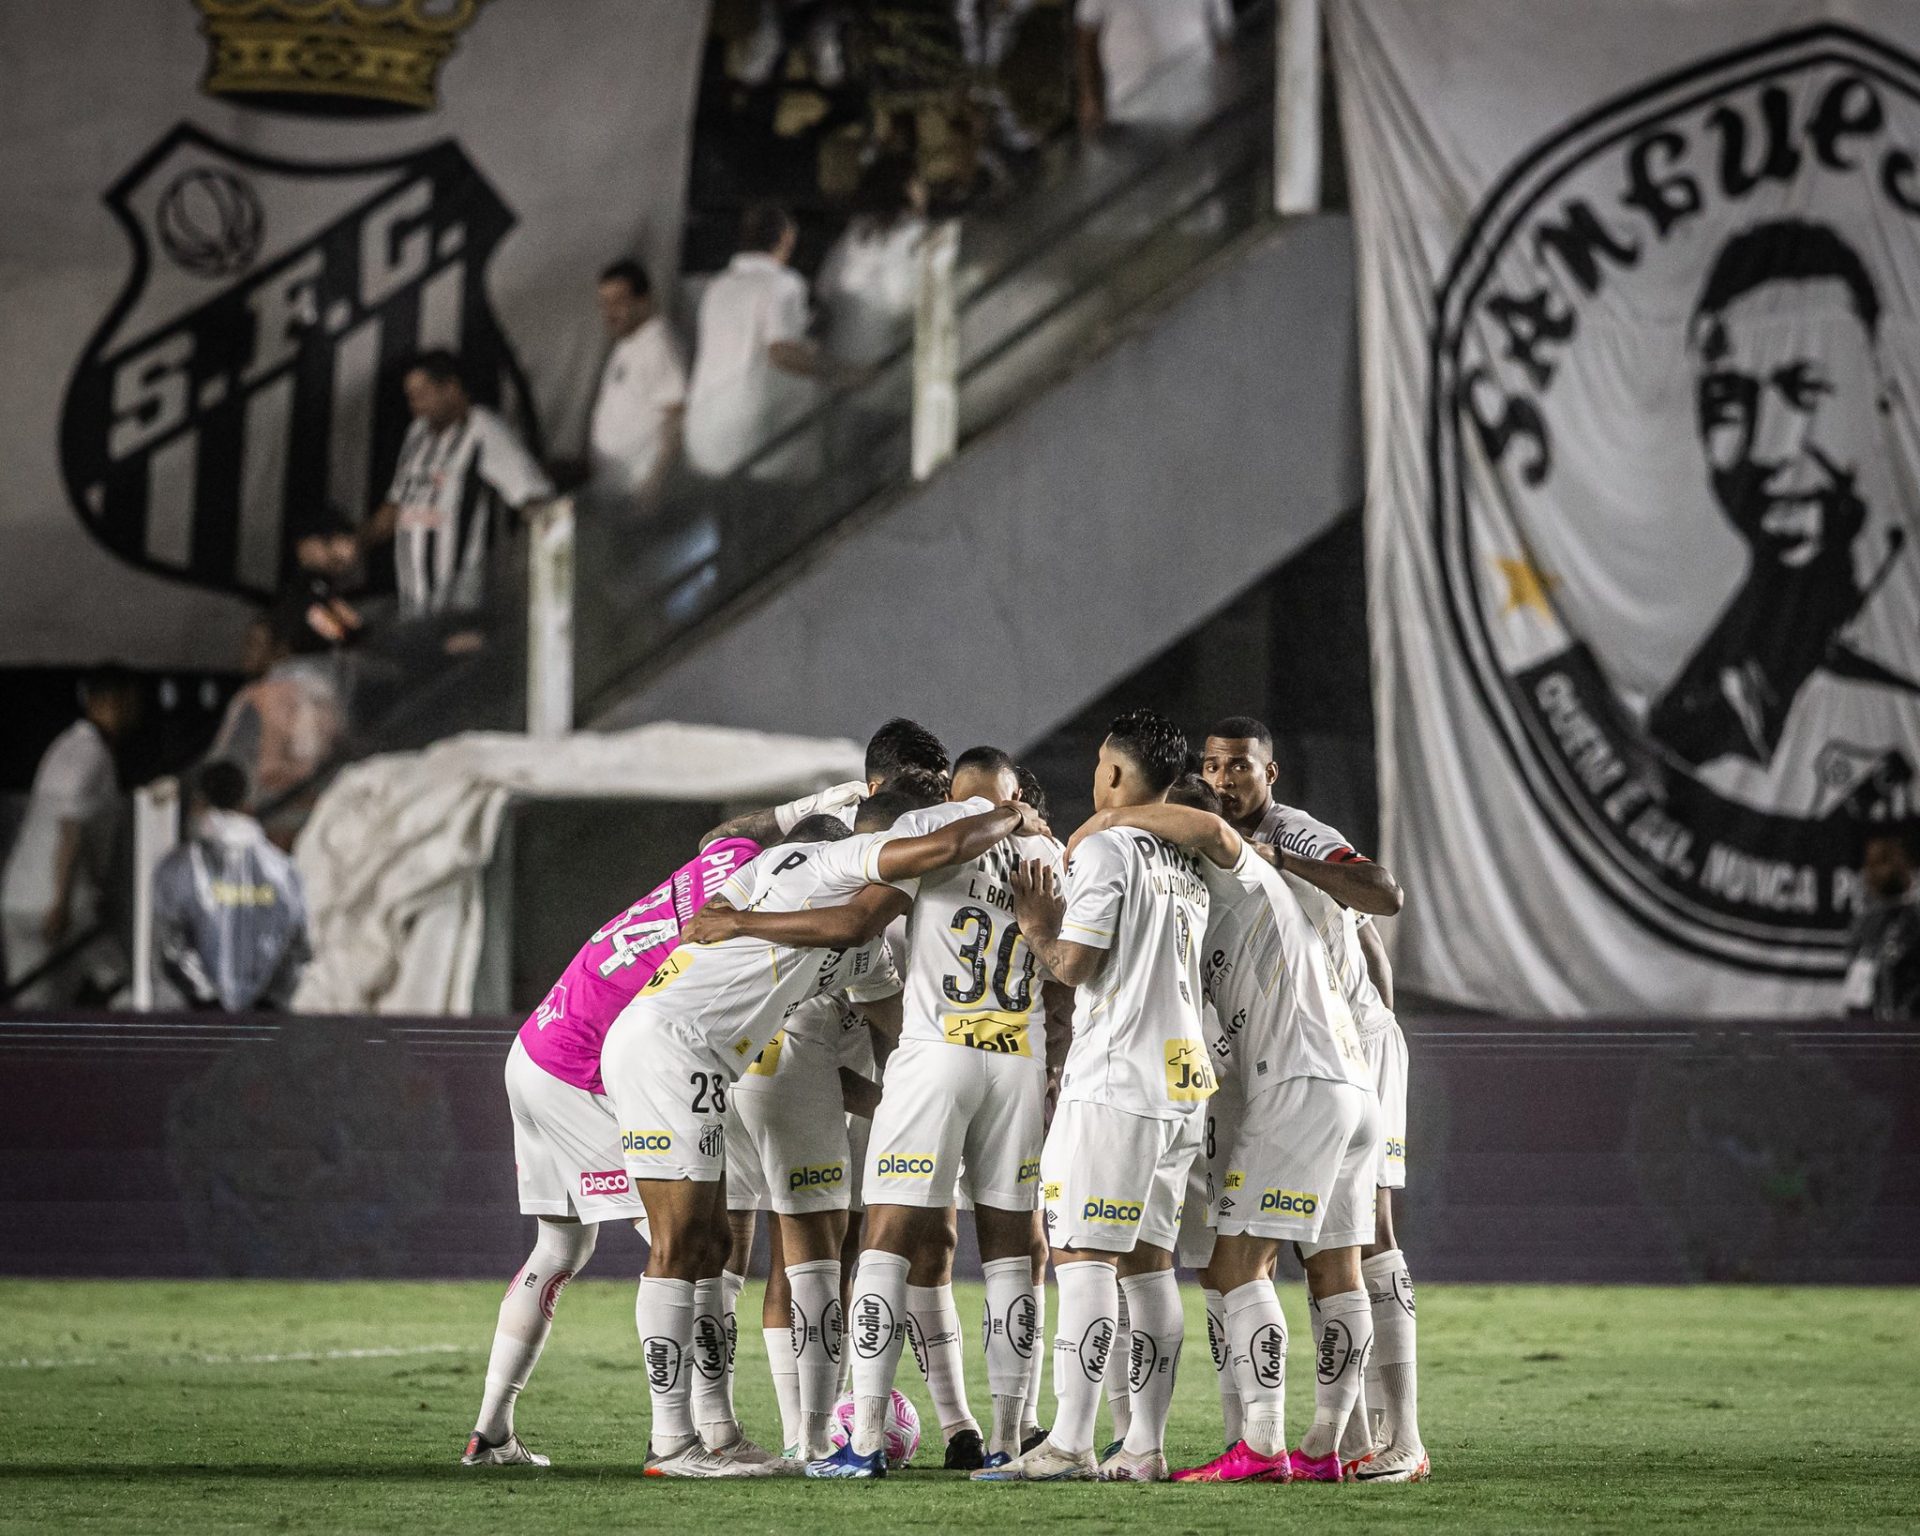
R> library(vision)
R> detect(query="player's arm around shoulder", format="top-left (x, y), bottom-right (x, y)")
top-left (1012, 847), bottom-right (1105, 988)
top-left (1073, 802), bottom-right (1244, 869)
top-left (871, 799), bottom-right (1043, 882)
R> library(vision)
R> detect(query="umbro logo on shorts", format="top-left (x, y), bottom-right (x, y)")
top-left (622, 1130), bottom-right (672, 1153)
top-left (1259, 1188), bottom-right (1320, 1216)
top-left (1081, 1198), bottom-right (1143, 1224)
top-left (877, 1154), bottom-right (935, 1178)
top-left (579, 1169), bottom-right (631, 1198)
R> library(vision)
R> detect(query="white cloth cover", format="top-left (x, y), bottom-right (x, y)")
top-left (290, 722), bottom-right (861, 1015)
top-left (1332, 0), bottom-right (1920, 1012)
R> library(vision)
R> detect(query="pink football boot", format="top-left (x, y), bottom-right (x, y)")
top-left (1288, 1446), bottom-right (1345, 1482)
top-left (1170, 1440), bottom-right (1293, 1483)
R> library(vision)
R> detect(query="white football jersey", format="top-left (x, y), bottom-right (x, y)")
top-left (1056, 826), bottom-right (1212, 1119)
top-left (734, 988), bottom-right (890, 1092)
top-left (1250, 799), bottom-right (1360, 863)
top-left (1197, 842), bottom-right (1371, 1092)
top-left (1281, 870), bottom-right (1396, 1039)
top-left (883, 796), bottom-right (1063, 1068)
top-left (620, 833), bottom-right (897, 1075)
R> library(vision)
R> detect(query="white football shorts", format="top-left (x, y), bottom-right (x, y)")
top-left (1042, 1100), bottom-right (1202, 1254)
top-left (1215, 1077), bottom-right (1377, 1254)
top-left (726, 1031), bottom-right (854, 1214)
top-left (1175, 1081), bottom-right (1244, 1270)
top-left (862, 1038), bottom-right (1045, 1211)
top-left (599, 1004), bottom-right (731, 1184)
top-left (504, 1037), bottom-right (648, 1223)
top-left (1361, 1021), bottom-right (1408, 1189)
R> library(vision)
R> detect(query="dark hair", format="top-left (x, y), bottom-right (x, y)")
top-left (1106, 709), bottom-right (1188, 794)
top-left (741, 202), bottom-right (795, 255)
top-left (195, 758), bottom-right (250, 813)
top-left (784, 813), bottom-right (853, 845)
top-left (598, 257), bottom-right (651, 297)
top-left (855, 154), bottom-right (916, 219)
top-left (866, 717), bottom-right (950, 783)
top-left (1207, 715), bottom-right (1275, 754)
top-left (1165, 773), bottom-right (1222, 816)
top-left (405, 348), bottom-right (466, 388)
top-left (954, 745), bottom-right (1017, 782)
top-left (855, 779), bottom-right (941, 831)
top-left (80, 663), bottom-right (137, 703)
top-left (1860, 818), bottom-right (1920, 866)
top-left (1014, 766), bottom-right (1049, 822)
top-left (876, 767), bottom-right (948, 809)
top-left (1694, 219), bottom-right (1881, 341)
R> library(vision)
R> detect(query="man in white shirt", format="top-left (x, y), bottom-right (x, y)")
top-left (683, 205), bottom-right (833, 480)
top-left (588, 258), bottom-right (687, 503)
top-left (608, 795), bottom-right (1043, 1477)
top-left (1075, 0), bottom-right (1233, 133)
top-left (1199, 716), bottom-right (1427, 1481)
top-left (984, 709), bottom-right (1208, 1484)
top-left (360, 351), bottom-right (553, 621)
top-left (2, 668), bottom-right (137, 1006)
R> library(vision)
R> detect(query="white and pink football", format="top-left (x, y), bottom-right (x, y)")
top-left (829, 1389), bottom-right (921, 1467)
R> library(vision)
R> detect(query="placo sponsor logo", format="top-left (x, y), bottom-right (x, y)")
top-left (1017, 1159), bottom-right (1041, 1184)
top-left (622, 1130), bottom-right (672, 1153)
top-left (1081, 1198), bottom-right (1143, 1224)
top-left (1259, 1188), bottom-right (1320, 1217)
top-left (579, 1168), bottom-right (631, 1199)
top-left (1384, 1136), bottom-right (1408, 1163)
top-left (876, 1154), bottom-right (935, 1178)
top-left (788, 1163), bottom-right (846, 1193)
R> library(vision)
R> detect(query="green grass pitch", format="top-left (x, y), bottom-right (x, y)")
top-left (4, 1278), bottom-right (1917, 1533)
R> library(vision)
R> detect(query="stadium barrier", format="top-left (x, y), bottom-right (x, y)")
top-left (2, 1012), bottom-right (1913, 1283)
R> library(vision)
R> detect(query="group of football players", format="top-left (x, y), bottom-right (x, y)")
top-left (459, 710), bottom-right (1428, 1485)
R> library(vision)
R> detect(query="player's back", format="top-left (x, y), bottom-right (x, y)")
top-left (516, 835), bottom-right (759, 1094)
top-left (888, 795), bottom-right (1063, 1061)
top-left (1281, 870), bottom-right (1396, 1038)
top-left (622, 832), bottom-right (896, 1070)
top-left (1057, 826), bottom-right (1212, 1117)
top-left (1200, 850), bottom-right (1371, 1091)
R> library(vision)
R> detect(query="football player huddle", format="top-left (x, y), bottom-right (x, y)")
top-left (460, 711), bottom-right (1427, 1486)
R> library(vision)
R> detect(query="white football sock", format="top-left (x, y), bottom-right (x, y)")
top-left (1021, 1276), bottom-right (1046, 1438)
top-left (1203, 1286), bottom-right (1244, 1446)
top-left (473, 1220), bottom-right (596, 1443)
top-left (1302, 1287), bottom-right (1374, 1460)
top-left (1116, 1271), bottom-right (1183, 1455)
top-left (1223, 1279), bottom-right (1286, 1457)
top-left (982, 1256), bottom-right (1035, 1457)
top-left (906, 1282), bottom-right (979, 1438)
top-left (635, 1276), bottom-right (696, 1453)
top-left (690, 1277), bottom-right (736, 1446)
top-left (1050, 1261), bottom-right (1118, 1456)
top-left (1364, 1247), bottom-right (1422, 1451)
top-left (786, 1259), bottom-right (844, 1457)
top-left (848, 1251), bottom-right (911, 1456)
top-left (1103, 1285), bottom-right (1133, 1444)
top-left (764, 1325), bottom-right (802, 1453)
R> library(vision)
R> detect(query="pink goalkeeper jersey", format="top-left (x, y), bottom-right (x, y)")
top-left (516, 837), bottom-right (761, 1094)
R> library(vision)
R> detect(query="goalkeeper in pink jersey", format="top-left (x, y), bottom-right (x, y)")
top-left (462, 835), bottom-right (760, 1468)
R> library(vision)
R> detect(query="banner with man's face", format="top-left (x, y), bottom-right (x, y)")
top-left (0, 0), bottom-right (708, 669)
top-left (1332, 1), bottom-right (1920, 1012)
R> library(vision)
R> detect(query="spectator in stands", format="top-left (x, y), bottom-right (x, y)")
top-left (153, 761), bottom-right (310, 1013)
top-left (1, 666), bottom-right (138, 1006)
top-left (588, 257), bottom-right (688, 504)
top-left (1075, 0), bottom-right (1232, 134)
top-left (359, 350), bottom-right (553, 625)
top-left (1842, 823), bottom-right (1920, 1019)
top-left (210, 618), bottom-right (345, 849)
top-left (817, 156), bottom-right (929, 370)
top-left (275, 511), bottom-right (366, 655)
top-left (684, 204), bottom-right (836, 480)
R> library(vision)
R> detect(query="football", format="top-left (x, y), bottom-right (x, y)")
top-left (829, 1389), bottom-right (921, 1468)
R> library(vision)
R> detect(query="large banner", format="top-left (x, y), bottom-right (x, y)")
top-left (0, 0), bottom-right (707, 669)
top-left (1332, 2), bottom-right (1920, 1012)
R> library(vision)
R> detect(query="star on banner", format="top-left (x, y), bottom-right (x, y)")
top-left (1496, 556), bottom-right (1561, 618)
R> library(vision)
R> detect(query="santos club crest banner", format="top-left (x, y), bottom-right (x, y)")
top-left (1332, 2), bottom-right (1920, 1012)
top-left (0, 0), bottom-right (708, 668)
